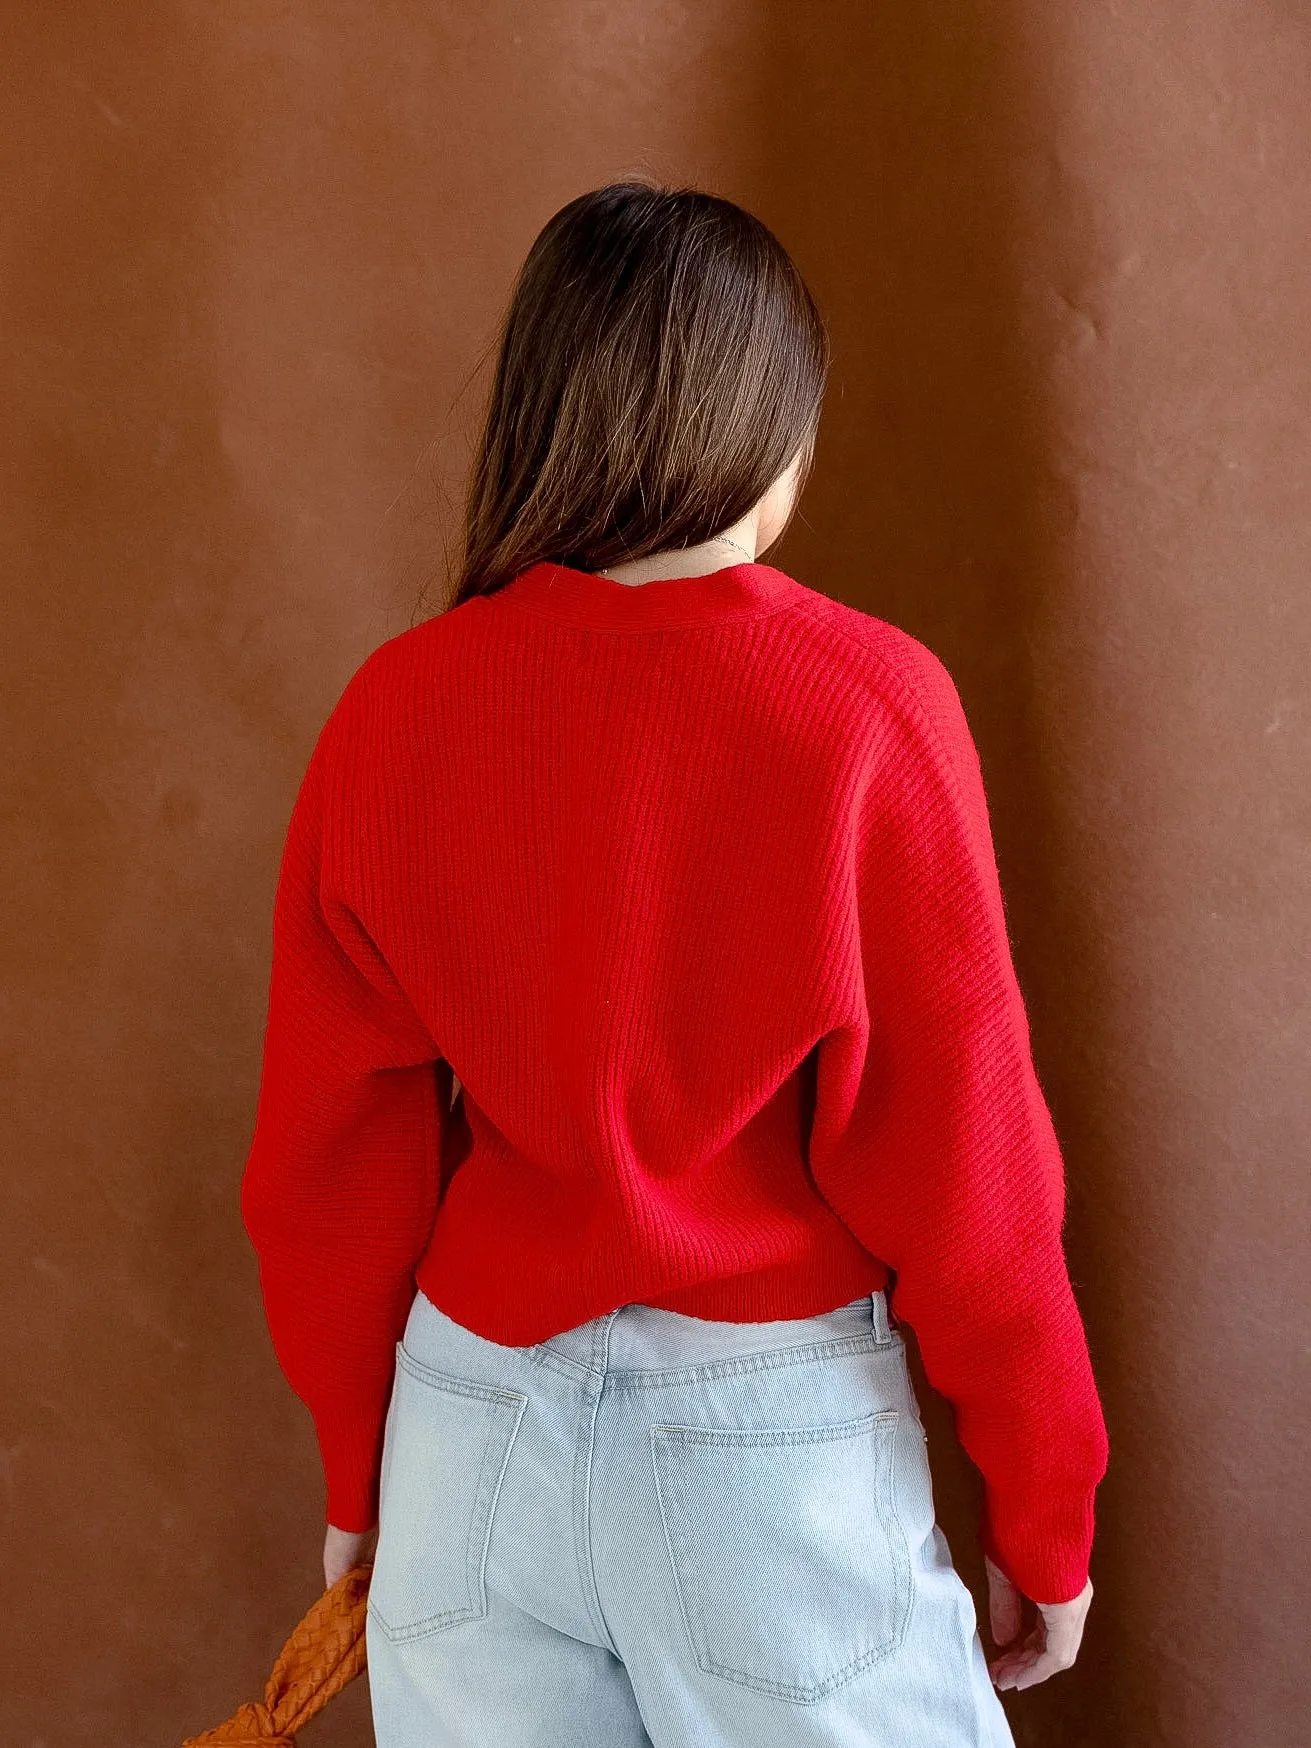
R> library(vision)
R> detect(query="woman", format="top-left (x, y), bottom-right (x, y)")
top-left (241, 181), bottom-right (1109, 1746)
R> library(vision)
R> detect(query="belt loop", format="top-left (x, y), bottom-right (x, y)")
top-left (870, 1289), bottom-right (892, 1345)
top-left (592, 1303), bottom-right (622, 1375)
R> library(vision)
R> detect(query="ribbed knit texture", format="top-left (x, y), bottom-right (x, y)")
top-left (240, 558), bottom-right (1109, 1604)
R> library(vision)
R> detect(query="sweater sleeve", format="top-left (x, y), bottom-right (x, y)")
top-left (240, 690), bottom-right (447, 1533)
top-left (807, 639), bottom-right (1109, 1605)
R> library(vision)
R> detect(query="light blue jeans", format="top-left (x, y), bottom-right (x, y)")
top-left (365, 1287), bottom-right (1014, 1746)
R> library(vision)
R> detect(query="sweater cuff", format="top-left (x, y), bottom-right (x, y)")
top-left (980, 1484), bottom-right (1098, 1605)
top-left (309, 1381), bottom-right (394, 1533)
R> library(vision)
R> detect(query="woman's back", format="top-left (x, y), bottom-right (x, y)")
top-left (291, 555), bottom-right (899, 1336)
top-left (243, 545), bottom-right (1106, 1607)
top-left (240, 181), bottom-right (1106, 1718)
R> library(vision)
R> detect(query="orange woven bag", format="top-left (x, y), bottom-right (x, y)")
top-left (182, 1563), bottom-right (373, 1747)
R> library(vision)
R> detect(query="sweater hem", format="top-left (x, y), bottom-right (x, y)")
top-left (413, 1250), bottom-right (890, 1347)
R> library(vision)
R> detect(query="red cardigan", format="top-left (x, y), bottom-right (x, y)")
top-left (240, 558), bottom-right (1109, 1604)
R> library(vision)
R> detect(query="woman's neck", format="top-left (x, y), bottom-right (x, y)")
top-left (595, 521), bottom-right (759, 588)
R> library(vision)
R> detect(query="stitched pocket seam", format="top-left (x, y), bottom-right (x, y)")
top-left (367, 1347), bottom-right (528, 1645)
top-left (650, 1408), bottom-right (912, 1703)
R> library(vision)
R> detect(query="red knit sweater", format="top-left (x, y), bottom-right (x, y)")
top-left (240, 558), bottom-right (1109, 1603)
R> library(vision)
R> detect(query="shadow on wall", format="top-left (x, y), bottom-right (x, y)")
top-left (755, 7), bottom-right (1129, 1746)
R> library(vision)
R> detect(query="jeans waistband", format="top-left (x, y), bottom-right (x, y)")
top-left (530, 1290), bottom-right (893, 1376)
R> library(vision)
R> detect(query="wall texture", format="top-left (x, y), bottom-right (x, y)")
top-left (2, 4), bottom-right (1306, 1745)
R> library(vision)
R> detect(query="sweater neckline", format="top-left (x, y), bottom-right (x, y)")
top-left (492, 559), bottom-right (802, 631)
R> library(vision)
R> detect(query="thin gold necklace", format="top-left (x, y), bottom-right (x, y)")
top-left (597, 533), bottom-right (756, 580)
top-left (712, 533), bottom-right (756, 562)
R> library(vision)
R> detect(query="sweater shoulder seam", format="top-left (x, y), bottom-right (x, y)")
top-left (787, 598), bottom-right (980, 812)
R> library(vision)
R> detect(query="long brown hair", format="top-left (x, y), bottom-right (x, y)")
top-left (448, 180), bottom-right (830, 609)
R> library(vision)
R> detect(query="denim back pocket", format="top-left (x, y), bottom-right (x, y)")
top-left (651, 1407), bottom-right (911, 1704)
top-left (367, 1342), bottom-right (528, 1644)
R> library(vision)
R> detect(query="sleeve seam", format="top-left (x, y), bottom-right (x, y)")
top-left (788, 600), bottom-right (985, 828)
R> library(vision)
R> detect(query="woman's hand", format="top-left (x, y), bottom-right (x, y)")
top-left (324, 1522), bottom-right (378, 1591)
top-left (985, 1557), bottom-right (1093, 1690)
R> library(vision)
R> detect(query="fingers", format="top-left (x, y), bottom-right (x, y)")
top-left (989, 1625), bottom-right (1080, 1691)
top-left (323, 1522), bottom-right (377, 1591)
top-left (987, 1576), bottom-right (1093, 1690)
top-left (987, 1623), bottom-right (1039, 1689)
top-left (984, 1556), bottom-right (1023, 1648)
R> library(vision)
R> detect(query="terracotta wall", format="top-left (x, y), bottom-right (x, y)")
top-left (4, 4), bottom-right (1306, 1744)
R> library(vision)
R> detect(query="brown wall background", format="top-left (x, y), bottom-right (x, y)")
top-left (3, 4), bottom-right (1307, 1744)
